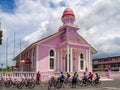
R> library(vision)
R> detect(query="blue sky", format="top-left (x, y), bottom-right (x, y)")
top-left (0, 0), bottom-right (15, 13)
top-left (0, 0), bottom-right (120, 68)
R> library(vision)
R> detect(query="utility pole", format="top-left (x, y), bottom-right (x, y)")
top-left (19, 40), bottom-right (21, 61)
top-left (6, 38), bottom-right (8, 70)
top-left (13, 32), bottom-right (15, 58)
top-left (0, 22), bottom-right (3, 45)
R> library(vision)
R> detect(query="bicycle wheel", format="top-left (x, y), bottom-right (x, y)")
top-left (78, 80), bottom-right (83, 86)
top-left (16, 82), bottom-right (24, 89)
top-left (14, 81), bottom-right (20, 87)
top-left (48, 85), bottom-right (51, 90)
top-left (56, 83), bottom-right (61, 89)
top-left (0, 81), bottom-right (3, 86)
top-left (28, 82), bottom-right (35, 89)
top-left (5, 81), bottom-right (12, 87)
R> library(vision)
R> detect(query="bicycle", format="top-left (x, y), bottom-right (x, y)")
top-left (16, 78), bottom-right (35, 89)
top-left (4, 77), bottom-right (20, 88)
top-left (92, 79), bottom-right (101, 86)
top-left (0, 77), bottom-right (6, 87)
top-left (48, 77), bottom-right (62, 90)
top-left (78, 78), bottom-right (94, 87)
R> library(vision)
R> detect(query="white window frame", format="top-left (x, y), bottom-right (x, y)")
top-left (48, 48), bottom-right (56, 71)
top-left (79, 53), bottom-right (85, 71)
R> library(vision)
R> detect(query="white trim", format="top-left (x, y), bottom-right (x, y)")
top-left (38, 44), bottom-right (57, 47)
top-left (61, 49), bottom-right (62, 71)
top-left (68, 41), bottom-right (90, 47)
top-left (70, 48), bottom-right (73, 72)
top-left (86, 49), bottom-right (89, 71)
top-left (79, 52), bottom-right (85, 71)
top-left (78, 50), bottom-right (80, 71)
top-left (57, 49), bottom-right (59, 72)
top-left (48, 48), bottom-right (56, 71)
top-left (67, 45), bottom-right (69, 72)
top-left (88, 50), bottom-right (90, 71)
top-left (88, 49), bottom-right (92, 72)
top-left (36, 45), bottom-right (39, 72)
top-left (74, 49), bottom-right (76, 72)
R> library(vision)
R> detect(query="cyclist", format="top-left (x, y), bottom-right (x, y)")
top-left (75, 72), bottom-right (79, 78)
top-left (59, 72), bottom-right (65, 87)
top-left (36, 71), bottom-right (41, 82)
top-left (66, 72), bottom-right (70, 80)
top-left (71, 72), bottom-right (78, 88)
top-left (88, 72), bottom-right (93, 81)
top-left (82, 72), bottom-right (88, 83)
top-left (94, 73), bottom-right (100, 83)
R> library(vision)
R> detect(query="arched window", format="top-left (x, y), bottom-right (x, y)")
top-left (49, 49), bottom-right (55, 70)
top-left (50, 50), bottom-right (54, 56)
top-left (80, 53), bottom-right (83, 59)
top-left (80, 53), bottom-right (84, 70)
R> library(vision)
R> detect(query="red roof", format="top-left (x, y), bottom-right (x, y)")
top-left (62, 8), bottom-right (75, 19)
top-left (20, 58), bottom-right (31, 64)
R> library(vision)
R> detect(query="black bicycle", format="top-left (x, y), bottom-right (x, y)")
top-left (48, 77), bottom-right (62, 90)
top-left (78, 78), bottom-right (94, 87)
top-left (92, 79), bottom-right (101, 86)
top-left (4, 77), bottom-right (20, 88)
top-left (16, 78), bottom-right (35, 89)
top-left (0, 77), bottom-right (6, 87)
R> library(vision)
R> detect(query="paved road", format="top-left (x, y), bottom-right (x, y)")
top-left (0, 79), bottom-right (120, 90)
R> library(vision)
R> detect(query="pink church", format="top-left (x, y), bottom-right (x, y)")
top-left (14, 8), bottom-right (97, 73)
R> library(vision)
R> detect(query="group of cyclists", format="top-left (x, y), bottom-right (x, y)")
top-left (36, 71), bottom-right (100, 88)
top-left (59, 71), bottom-right (100, 88)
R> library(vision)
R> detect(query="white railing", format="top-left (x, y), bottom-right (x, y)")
top-left (1, 71), bottom-right (120, 80)
top-left (93, 71), bottom-right (109, 77)
top-left (111, 71), bottom-right (120, 76)
top-left (0, 72), bottom-right (36, 78)
top-left (0, 72), bottom-right (55, 81)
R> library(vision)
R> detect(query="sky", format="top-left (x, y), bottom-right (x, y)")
top-left (0, 0), bottom-right (120, 67)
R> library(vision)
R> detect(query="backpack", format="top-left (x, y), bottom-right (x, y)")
top-left (60, 75), bottom-right (64, 80)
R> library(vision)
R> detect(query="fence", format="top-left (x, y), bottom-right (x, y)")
top-left (0, 70), bottom-right (120, 81)
top-left (108, 70), bottom-right (120, 79)
top-left (0, 72), bottom-right (54, 81)
top-left (94, 70), bottom-right (120, 79)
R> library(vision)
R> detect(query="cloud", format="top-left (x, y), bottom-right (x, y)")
top-left (78, 0), bottom-right (120, 58)
top-left (0, 0), bottom-right (120, 67)
top-left (23, 20), bottom-right (49, 44)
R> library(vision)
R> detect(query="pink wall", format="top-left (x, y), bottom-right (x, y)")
top-left (43, 35), bottom-right (62, 46)
top-left (38, 45), bottom-right (49, 72)
top-left (38, 35), bottom-right (62, 72)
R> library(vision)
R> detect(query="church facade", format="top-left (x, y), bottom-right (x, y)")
top-left (14, 8), bottom-right (97, 73)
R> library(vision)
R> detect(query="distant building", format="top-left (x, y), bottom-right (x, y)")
top-left (93, 56), bottom-right (120, 71)
top-left (13, 8), bottom-right (97, 73)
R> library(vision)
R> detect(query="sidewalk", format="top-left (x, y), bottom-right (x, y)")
top-left (100, 77), bottom-right (114, 81)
